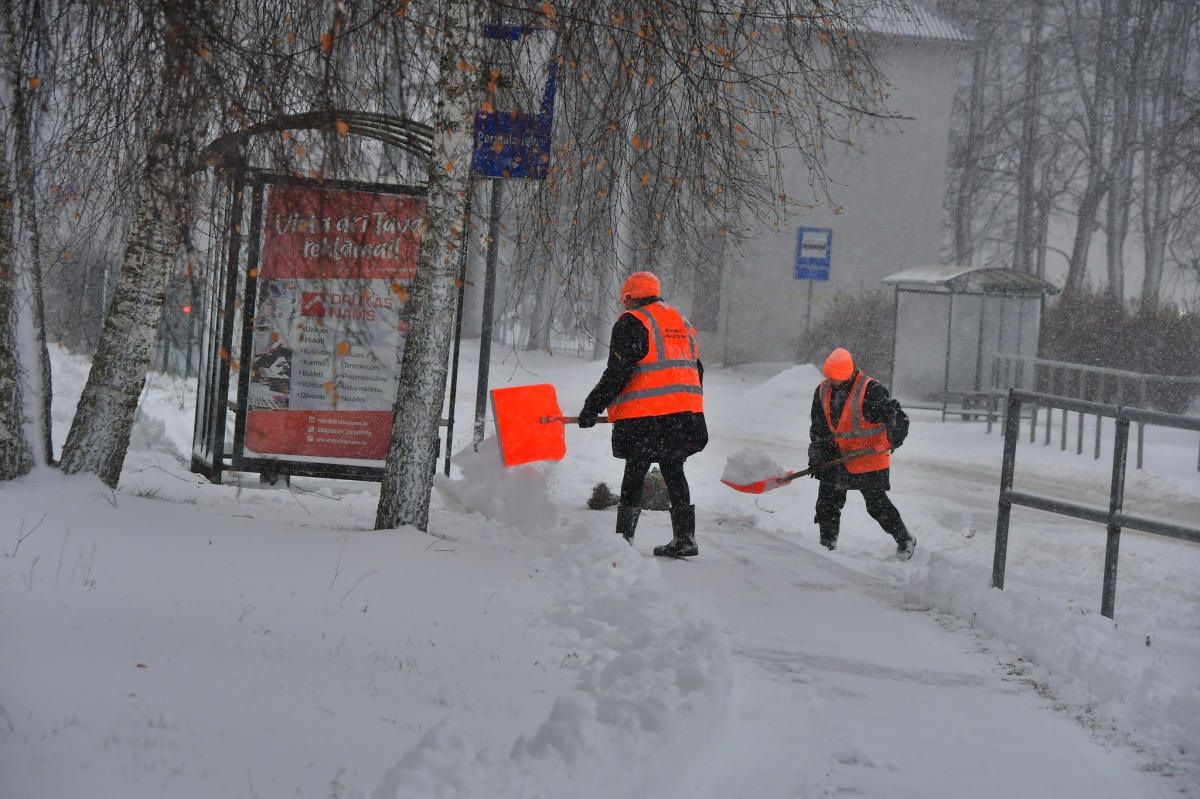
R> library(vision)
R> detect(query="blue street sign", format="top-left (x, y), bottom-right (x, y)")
top-left (794, 227), bottom-right (832, 281)
top-left (473, 38), bottom-right (558, 180)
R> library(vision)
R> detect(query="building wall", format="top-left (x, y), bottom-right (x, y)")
top-left (713, 37), bottom-right (971, 365)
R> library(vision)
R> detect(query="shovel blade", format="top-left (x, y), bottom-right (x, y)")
top-left (490, 384), bottom-right (568, 466)
top-left (720, 472), bottom-right (794, 494)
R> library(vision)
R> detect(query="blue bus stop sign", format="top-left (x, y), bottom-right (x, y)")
top-left (473, 41), bottom-right (558, 180)
top-left (794, 227), bottom-right (832, 281)
top-left (473, 109), bottom-right (553, 179)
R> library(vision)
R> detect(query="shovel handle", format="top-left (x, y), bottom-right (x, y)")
top-left (776, 446), bottom-right (891, 485)
top-left (540, 415), bottom-right (610, 425)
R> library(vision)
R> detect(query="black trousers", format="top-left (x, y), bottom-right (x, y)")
top-left (815, 481), bottom-right (909, 542)
top-left (620, 459), bottom-right (691, 508)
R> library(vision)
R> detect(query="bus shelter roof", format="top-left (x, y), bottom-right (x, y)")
top-left (882, 265), bottom-right (1060, 296)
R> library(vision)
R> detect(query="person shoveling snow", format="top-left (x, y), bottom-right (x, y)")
top-left (577, 271), bottom-right (707, 558)
top-left (809, 348), bottom-right (916, 560)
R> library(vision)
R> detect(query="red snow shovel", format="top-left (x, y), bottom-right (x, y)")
top-left (490, 383), bottom-right (609, 467)
top-left (721, 447), bottom-right (885, 495)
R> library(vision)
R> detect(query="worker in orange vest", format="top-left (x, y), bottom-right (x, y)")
top-left (578, 271), bottom-right (708, 557)
top-left (809, 347), bottom-right (916, 560)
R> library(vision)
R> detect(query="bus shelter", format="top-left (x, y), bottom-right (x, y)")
top-left (883, 265), bottom-right (1059, 415)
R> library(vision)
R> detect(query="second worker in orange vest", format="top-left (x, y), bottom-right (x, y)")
top-left (578, 271), bottom-right (708, 558)
top-left (809, 347), bottom-right (917, 560)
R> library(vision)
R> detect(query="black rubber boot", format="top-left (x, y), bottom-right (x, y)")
top-left (615, 504), bottom-right (641, 544)
top-left (880, 517), bottom-right (916, 561)
top-left (654, 504), bottom-right (698, 558)
top-left (895, 530), bottom-right (917, 561)
top-left (819, 523), bottom-right (839, 551)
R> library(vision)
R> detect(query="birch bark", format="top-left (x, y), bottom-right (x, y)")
top-left (3, 0), bottom-right (54, 465)
top-left (58, 88), bottom-right (185, 487)
top-left (375, 0), bottom-right (478, 531)
top-left (0, 130), bottom-right (34, 480)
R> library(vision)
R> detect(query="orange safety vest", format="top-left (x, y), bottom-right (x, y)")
top-left (607, 301), bottom-right (704, 421)
top-left (819, 372), bottom-right (891, 473)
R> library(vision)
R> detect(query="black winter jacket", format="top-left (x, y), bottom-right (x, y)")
top-left (808, 371), bottom-right (908, 491)
top-left (579, 300), bottom-right (709, 462)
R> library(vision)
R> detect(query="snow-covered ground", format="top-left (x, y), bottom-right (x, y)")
top-left (1, 344), bottom-right (1197, 798)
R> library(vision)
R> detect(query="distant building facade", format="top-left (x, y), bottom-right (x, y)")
top-left (674, 5), bottom-right (977, 365)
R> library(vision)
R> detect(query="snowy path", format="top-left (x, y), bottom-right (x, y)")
top-left (2, 348), bottom-right (1196, 797)
top-left (629, 512), bottom-right (1175, 798)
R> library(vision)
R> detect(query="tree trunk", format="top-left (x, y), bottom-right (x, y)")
top-left (1064, 0), bottom-right (1114, 298)
top-left (0, 130), bottom-right (35, 480)
top-left (58, 94), bottom-right (185, 487)
top-left (525, 248), bottom-right (552, 352)
top-left (3, 0), bottom-right (54, 466)
top-left (954, 49), bottom-right (986, 268)
top-left (1104, 0), bottom-right (1153, 300)
top-left (1014, 0), bottom-right (1046, 273)
top-left (1141, 1), bottom-right (1191, 303)
top-left (375, 0), bottom-right (478, 532)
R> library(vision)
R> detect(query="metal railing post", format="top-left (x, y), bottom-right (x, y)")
top-left (1030, 404), bottom-right (1038, 443)
top-left (1102, 419), bottom-right (1130, 619)
top-left (1044, 375), bottom-right (1053, 445)
top-left (993, 392), bottom-right (1022, 591)
top-left (1137, 378), bottom-right (1146, 469)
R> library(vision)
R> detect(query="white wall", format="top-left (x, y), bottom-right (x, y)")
top-left (716, 37), bottom-right (973, 364)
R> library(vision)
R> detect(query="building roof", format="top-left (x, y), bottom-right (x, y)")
top-left (883, 265), bottom-right (1060, 295)
top-left (861, 2), bottom-right (978, 44)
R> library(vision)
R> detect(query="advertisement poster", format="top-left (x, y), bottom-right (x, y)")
top-left (243, 184), bottom-right (424, 463)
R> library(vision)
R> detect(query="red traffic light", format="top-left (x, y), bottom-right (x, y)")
top-left (182, 305), bottom-right (192, 314)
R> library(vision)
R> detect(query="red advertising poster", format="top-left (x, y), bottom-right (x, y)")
top-left (243, 184), bottom-right (425, 463)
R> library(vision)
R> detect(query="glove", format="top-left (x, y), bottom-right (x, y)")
top-left (887, 428), bottom-right (906, 450)
top-left (807, 442), bottom-right (834, 478)
top-left (577, 409), bottom-right (598, 429)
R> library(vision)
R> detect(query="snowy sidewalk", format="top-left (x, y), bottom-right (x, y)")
top-left (1, 348), bottom-right (1195, 797)
top-left (616, 509), bottom-right (1177, 798)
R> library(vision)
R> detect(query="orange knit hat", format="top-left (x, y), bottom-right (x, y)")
top-left (620, 271), bottom-right (661, 301)
top-left (823, 348), bottom-right (855, 381)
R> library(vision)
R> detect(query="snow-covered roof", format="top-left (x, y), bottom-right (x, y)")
top-left (883, 265), bottom-right (1060, 295)
top-left (861, 2), bottom-right (977, 44)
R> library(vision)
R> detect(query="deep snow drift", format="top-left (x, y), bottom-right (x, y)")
top-left (1, 347), bottom-right (1197, 798)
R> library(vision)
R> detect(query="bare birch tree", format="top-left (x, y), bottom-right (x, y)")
top-left (0, 124), bottom-right (35, 480)
top-left (376, 0), bottom-right (478, 531)
top-left (2, 0), bottom-right (55, 465)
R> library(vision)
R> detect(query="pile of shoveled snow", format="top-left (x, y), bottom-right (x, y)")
top-left (373, 523), bottom-right (732, 799)
top-left (904, 551), bottom-right (1200, 780)
top-left (434, 436), bottom-right (559, 532)
top-left (721, 447), bottom-right (785, 484)
top-left (50, 349), bottom-right (196, 461)
top-left (740, 363), bottom-right (824, 412)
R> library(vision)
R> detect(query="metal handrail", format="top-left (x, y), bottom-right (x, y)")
top-left (993, 389), bottom-right (1200, 619)
top-left (981, 356), bottom-right (1200, 471)
top-left (994, 354), bottom-right (1200, 386)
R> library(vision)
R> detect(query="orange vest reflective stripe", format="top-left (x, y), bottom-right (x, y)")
top-left (820, 373), bottom-right (890, 473)
top-left (607, 301), bottom-right (704, 421)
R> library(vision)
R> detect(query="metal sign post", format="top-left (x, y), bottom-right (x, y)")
top-left (794, 227), bottom-right (832, 342)
top-left (473, 178), bottom-right (504, 445)
top-left (468, 24), bottom-right (558, 447)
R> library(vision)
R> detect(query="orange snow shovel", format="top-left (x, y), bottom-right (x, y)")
top-left (721, 447), bottom-right (885, 495)
top-left (490, 383), bottom-right (609, 466)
